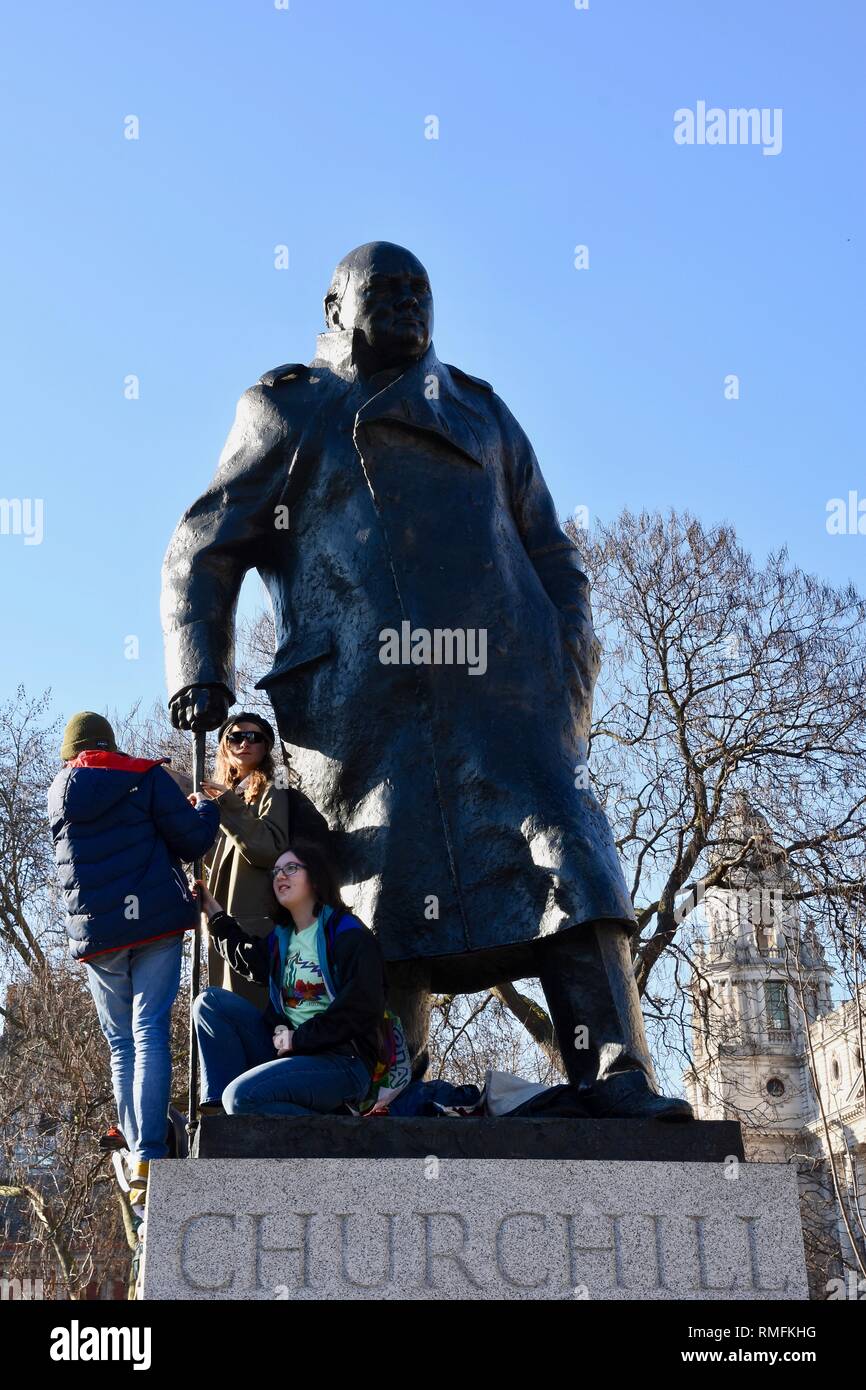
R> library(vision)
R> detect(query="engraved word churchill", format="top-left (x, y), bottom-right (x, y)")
top-left (175, 1205), bottom-right (794, 1299)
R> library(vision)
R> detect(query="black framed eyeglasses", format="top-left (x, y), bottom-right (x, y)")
top-left (271, 863), bottom-right (306, 880)
top-left (226, 730), bottom-right (266, 746)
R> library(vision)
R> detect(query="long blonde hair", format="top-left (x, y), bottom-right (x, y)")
top-left (214, 734), bottom-right (276, 805)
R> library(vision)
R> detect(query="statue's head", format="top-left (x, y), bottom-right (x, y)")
top-left (324, 242), bottom-right (433, 371)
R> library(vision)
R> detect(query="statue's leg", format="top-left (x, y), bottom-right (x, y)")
top-left (384, 959), bottom-right (431, 1081)
top-left (534, 921), bottom-right (654, 1087)
top-left (534, 922), bottom-right (693, 1120)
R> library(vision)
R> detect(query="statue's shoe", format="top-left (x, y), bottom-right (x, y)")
top-left (582, 1071), bottom-right (694, 1122)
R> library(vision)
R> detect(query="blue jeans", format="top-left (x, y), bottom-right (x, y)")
top-left (84, 934), bottom-right (183, 1161)
top-left (192, 986), bottom-right (371, 1116)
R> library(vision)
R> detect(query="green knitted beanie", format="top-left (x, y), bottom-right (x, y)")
top-left (60, 711), bottom-right (117, 761)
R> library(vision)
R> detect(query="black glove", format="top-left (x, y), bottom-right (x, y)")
top-left (169, 684), bottom-right (232, 733)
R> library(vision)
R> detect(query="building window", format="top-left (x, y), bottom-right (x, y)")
top-left (764, 980), bottom-right (790, 1032)
top-left (766, 1077), bottom-right (785, 1098)
top-left (831, 1056), bottom-right (841, 1085)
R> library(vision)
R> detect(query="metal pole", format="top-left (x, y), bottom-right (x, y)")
top-left (186, 728), bottom-right (207, 1155)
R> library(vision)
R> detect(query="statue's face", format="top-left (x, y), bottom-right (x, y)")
top-left (332, 247), bottom-right (433, 367)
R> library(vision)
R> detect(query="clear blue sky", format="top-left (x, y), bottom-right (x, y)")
top-left (1, 0), bottom-right (863, 728)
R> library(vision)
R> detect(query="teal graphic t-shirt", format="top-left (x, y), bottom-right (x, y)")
top-left (281, 921), bottom-right (330, 1027)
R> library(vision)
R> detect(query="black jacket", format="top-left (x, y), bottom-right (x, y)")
top-left (207, 907), bottom-right (386, 1074)
top-left (48, 752), bottom-right (220, 961)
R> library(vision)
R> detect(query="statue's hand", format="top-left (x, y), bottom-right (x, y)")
top-left (169, 685), bottom-right (231, 733)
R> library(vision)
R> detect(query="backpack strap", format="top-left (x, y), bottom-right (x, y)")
top-left (324, 906), bottom-right (368, 987)
top-left (324, 905), bottom-right (347, 980)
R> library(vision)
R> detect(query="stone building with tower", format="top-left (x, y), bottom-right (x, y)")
top-left (683, 795), bottom-right (866, 1293)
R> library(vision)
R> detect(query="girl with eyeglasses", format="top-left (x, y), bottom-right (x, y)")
top-left (198, 713), bottom-right (329, 1008)
top-left (192, 839), bottom-right (385, 1117)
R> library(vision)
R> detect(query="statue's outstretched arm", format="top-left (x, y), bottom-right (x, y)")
top-left (161, 384), bottom-right (288, 716)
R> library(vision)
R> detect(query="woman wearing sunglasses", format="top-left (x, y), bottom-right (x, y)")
top-left (200, 713), bottom-right (328, 1008)
top-left (192, 839), bottom-right (385, 1117)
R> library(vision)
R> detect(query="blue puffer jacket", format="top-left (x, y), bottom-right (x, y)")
top-left (48, 751), bottom-right (220, 962)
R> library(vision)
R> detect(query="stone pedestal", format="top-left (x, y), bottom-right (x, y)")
top-left (140, 1119), bottom-right (808, 1300)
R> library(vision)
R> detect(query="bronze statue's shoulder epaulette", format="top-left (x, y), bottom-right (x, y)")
top-left (445, 363), bottom-right (493, 393)
top-left (257, 363), bottom-right (309, 388)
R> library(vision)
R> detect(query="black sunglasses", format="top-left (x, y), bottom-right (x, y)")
top-left (225, 730), bottom-right (266, 746)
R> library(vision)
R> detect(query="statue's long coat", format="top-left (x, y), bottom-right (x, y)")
top-left (161, 331), bottom-right (636, 991)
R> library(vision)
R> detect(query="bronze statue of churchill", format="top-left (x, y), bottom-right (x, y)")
top-left (161, 241), bottom-right (692, 1119)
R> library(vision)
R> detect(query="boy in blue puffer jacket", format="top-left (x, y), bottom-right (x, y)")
top-left (48, 711), bottom-right (219, 1207)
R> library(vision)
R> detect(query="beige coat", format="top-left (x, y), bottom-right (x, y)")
top-left (205, 781), bottom-right (290, 1008)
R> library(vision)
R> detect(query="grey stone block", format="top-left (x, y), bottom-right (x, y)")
top-left (141, 1155), bottom-right (808, 1301)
